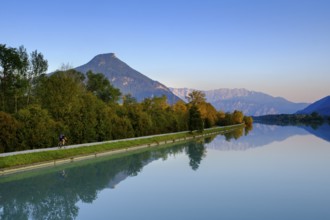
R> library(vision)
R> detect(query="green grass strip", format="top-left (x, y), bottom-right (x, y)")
top-left (0, 124), bottom-right (244, 170)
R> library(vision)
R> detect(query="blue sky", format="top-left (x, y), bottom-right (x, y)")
top-left (1, 0), bottom-right (329, 103)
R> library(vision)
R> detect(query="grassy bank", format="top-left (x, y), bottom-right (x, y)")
top-left (0, 124), bottom-right (244, 170)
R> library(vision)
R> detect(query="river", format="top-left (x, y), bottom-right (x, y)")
top-left (1, 123), bottom-right (329, 220)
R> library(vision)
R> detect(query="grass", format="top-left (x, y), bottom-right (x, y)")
top-left (0, 124), bottom-right (244, 170)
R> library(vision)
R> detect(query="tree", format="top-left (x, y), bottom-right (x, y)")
top-left (186, 90), bottom-right (206, 105)
top-left (232, 110), bottom-right (244, 124)
top-left (27, 50), bottom-right (48, 105)
top-left (198, 102), bottom-right (218, 128)
top-left (243, 116), bottom-right (253, 127)
top-left (15, 105), bottom-right (58, 150)
top-left (172, 100), bottom-right (188, 131)
top-left (35, 70), bottom-right (85, 121)
top-left (0, 111), bottom-right (20, 152)
top-left (0, 44), bottom-right (25, 113)
top-left (86, 71), bottom-right (121, 103)
top-left (123, 94), bottom-right (137, 106)
top-left (188, 105), bottom-right (204, 132)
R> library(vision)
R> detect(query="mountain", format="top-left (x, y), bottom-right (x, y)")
top-left (75, 53), bottom-right (181, 104)
top-left (296, 96), bottom-right (330, 116)
top-left (170, 88), bottom-right (309, 116)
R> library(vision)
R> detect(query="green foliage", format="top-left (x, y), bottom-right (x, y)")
top-left (0, 111), bottom-right (19, 152)
top-left (35, 70), bottom-right (85, 121)
top-left (188, 105), bottom-right (204, 132)
top-left (86, 71), bottom-right (121, 103)
top-left (15, 105), bottom-right (58, 150)
top-left (0, 44), bottom-right (26, 113)
top-left (0, 45), bottom-right (48, 114)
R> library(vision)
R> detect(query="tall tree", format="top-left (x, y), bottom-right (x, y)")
top-left (0, 44), bottom-right (24, 113)
top-left (188, 105), bottom-right (204, 132)
top-left (27, 50), bottom-right (48, 104)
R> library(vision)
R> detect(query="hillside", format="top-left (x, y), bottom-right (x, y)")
top-left (75, 53), bottom-right (181, 104)
top-left (170, 88), bottom-right (309, 116)
top-left (297, 96), bottom-right (330, 116)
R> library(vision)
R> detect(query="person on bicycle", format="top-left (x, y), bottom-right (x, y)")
top-left (59, 134), bottom-right (66, 148)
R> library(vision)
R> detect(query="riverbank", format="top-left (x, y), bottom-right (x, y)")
top-left (0, 124), bottom-right (244, 175)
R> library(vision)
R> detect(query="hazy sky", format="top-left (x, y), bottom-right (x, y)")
top-left (1, 0), bottom-right (329, 103)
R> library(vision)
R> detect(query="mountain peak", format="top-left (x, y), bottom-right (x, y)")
top-left (95, 52), bottom-right (116, 58)
top-left (75, 53), bottom-right (181, 104)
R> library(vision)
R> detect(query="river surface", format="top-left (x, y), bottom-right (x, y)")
top-left (1, 124), bottom-right (330, 220)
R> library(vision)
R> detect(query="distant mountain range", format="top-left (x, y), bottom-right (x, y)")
top-left (296, 96), bottom-right (330, 116)
top-left (75, 53), bottom-right (181, 104)
top-left (72, 53), bottom-right (314, 116)
top-left (170, 88), bottom-right (309, 116)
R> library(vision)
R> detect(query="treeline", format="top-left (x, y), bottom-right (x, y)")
top-left (0, 44), bottom-right (253, 153)
top-left (253, 112), bottom-right (328, 127)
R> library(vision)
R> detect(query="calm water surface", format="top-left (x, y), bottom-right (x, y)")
top-left (1, 124), bottom-right (330, 220)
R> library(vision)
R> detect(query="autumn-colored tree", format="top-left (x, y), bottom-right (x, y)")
top-left (172, 100), bottom-right (188, 131)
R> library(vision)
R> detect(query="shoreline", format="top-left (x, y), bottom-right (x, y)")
top-left (0, 124), bottom-right (244, 176)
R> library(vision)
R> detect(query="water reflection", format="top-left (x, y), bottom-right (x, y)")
top-left (206, 124), bottom-right (307, 151)
top-left (301, 123), bottom-right (330, 142)
top-left (206, 123), bottom-right (330, 153)
top-left (1, 123), bottom-right (330, 220)
top-left (186, 142), bottom-right (206, 170)
top-left (0, 135), bottom-right (228, 220)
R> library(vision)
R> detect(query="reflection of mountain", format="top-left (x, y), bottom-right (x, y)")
top-left (205, 124), bottom-right (308, 151)
top-left (0, 141), bottom-right (207, 220)
top-left (107, 158), bottom-right (155, 189)
top-left (301, 124), bottom-right (330, 142)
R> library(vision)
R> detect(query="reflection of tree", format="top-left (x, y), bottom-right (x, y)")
top-left (224, 128), bottom-right (244, 141)
top-left (0, 143), bottom-right (188, 220)
top-left (0, 138), bottom-right (222, 219)
top-left (126, 151), bottom-right (151, 176)
top-left (186, 142), bottom-right (206, 171)
top-left (244, 124), bottom-right (253, 136)
top-left (204, 135), bottom-right (217, 144)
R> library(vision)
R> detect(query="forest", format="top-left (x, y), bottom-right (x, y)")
top-left (0, 44), bottom-right (253, 153)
